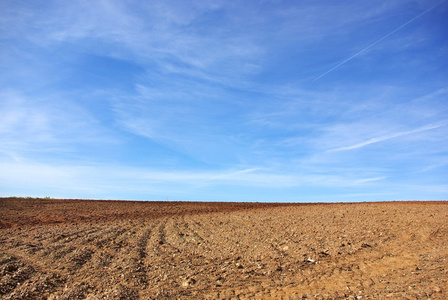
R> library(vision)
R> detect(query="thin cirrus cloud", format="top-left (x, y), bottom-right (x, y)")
top-left (0, 159), bottom-right (394, 201)
top-left (329, 122), bottom-right (447, 152)
top-left (1, 0), bottom-right (447, 201)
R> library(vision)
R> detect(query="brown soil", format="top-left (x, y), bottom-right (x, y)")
top-left (1, 198), bottom-right (447, 299)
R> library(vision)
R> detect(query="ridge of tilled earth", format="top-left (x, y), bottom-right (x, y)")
top-left (1, 199), bottom-right (447, 299)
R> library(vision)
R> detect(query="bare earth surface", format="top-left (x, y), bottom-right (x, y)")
top-left (0, 198), bottom-right (447, 299)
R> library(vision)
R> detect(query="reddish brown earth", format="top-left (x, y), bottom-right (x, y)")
top-left (1, 198), bottom-right (447, 299)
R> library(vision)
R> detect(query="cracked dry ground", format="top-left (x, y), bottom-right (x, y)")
top-left (1, 199), bottom-right (447, 299)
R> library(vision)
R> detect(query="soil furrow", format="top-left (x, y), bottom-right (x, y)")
top-left (1, 199), bottom-right (447, 299)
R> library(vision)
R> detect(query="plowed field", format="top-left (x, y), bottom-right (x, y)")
top-left (1, 198), bottom-right (447, 299)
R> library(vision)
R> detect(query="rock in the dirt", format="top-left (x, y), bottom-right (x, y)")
top-left (182, 278), bottom-right (196, 287)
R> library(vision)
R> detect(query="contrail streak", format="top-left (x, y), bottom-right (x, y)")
top-left (313, 2), bottom-right (444, 82)
top-left (328, 122), bottom-right (447, 152)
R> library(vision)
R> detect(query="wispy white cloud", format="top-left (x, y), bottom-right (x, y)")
top-left (0, 156), bottom-right (398, 199)
top-left (4, 0), bottom-right (422, 89)
top-left (0, 90), bottom-right (115, 160)
top-left (355, 177), bottom-right (387, 183)
top-left (419, 162), bottom-right (448, 173)
top-left (328, 122), bottom-right (447, 152)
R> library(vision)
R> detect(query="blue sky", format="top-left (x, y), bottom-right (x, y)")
top-left (1, 0), bottom-right (447, 202)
